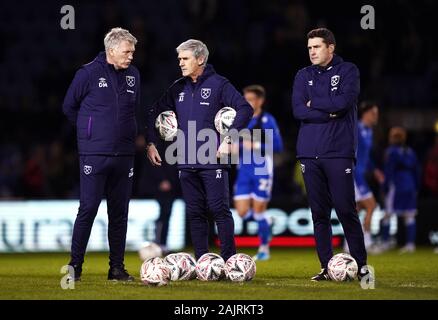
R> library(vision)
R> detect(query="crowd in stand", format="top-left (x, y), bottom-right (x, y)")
top-left (1, 0), bottom-right (437, 200)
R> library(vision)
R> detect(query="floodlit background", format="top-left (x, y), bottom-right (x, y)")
top-left (0, 0), bottom-right (437, 251)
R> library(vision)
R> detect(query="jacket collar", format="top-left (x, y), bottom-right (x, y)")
top-left (198, 64), bottom-right (216, 81)
top-left (187, 64), bottom-right (216, 84)
top-left (96, 51), bottom-right (108, 64)
top-left (95, 51), bottom-right (126, 72)
top-left (312, 54), bottom-right (344, 72)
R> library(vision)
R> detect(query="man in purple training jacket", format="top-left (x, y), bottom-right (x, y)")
top-left (63, 28), bottom-right (140, 282)
top-left (145, 39), bottom-right (253, 262)
top-left (292, 28), bottom-right (369, 281)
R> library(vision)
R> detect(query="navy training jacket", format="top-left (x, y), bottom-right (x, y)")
top-left (146, 64), bottom-right (253, 169)
top-left (292, 55), bottom-right (360, 159)
top-left (63, 52), bottom-right (140, 156)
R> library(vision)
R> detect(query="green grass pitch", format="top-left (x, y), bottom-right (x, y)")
top-left (1, 247), bottom-right (438, 300)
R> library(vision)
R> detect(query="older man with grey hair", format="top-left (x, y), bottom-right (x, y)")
top-left (63, 27), bottom-right (140, 282)
top-left (146, 39), bottom-right (253, 262)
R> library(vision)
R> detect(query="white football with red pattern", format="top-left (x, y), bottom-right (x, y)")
top-left (164, 252), bottom-right (197, 281)
top-left (140, 257), bottom-right (171, 286)
top-left (195, 253), bottom-right (225, 281)
top-left (225, 253), bottom-right (256, 282)
top-left (327, 253), bottom-right (358, 281)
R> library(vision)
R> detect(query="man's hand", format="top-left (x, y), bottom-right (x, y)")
top-left (306, 100), bottom-right (311, 107)
top-left (146, 143), bottom-right (162, 166)
top-left (216, 136), bottom-right (232, 157)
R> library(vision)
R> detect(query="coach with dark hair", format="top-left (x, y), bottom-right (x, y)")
top-left (63, 27), bottom-right (140, 282)
top-left (292, 28), bottom-right (369, 281)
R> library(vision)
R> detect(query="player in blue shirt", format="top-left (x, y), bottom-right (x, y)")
top-left (346, 102), bottom-right (384, 252)
top-left (381, 127), bottom-right (419, 253)
top-left (233, 85), bottom-right (283, 260)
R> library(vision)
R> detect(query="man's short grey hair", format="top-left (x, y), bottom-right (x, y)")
top-left (176, 39), bottom-right (209, 67)
top-left (104, 27), bottom-right (137, 52)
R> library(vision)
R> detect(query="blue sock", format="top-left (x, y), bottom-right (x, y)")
top-left (381, 220), bottom-right (390, 242)
top-left (256, 218), bottom-right (270, 245)
top-left (243, 209), bottom-right (254, 222)
top-left (406, 221), bottom-right (416, 245)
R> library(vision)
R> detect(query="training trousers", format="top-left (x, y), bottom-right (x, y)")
top-left (179, 168), bottom-right (236, 261)
top-left (70, 155), bottom-right (134, 268)
top-left (300, 158), bottom-right (367, 269)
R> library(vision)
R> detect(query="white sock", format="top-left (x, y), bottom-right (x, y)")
top-left (253, 211), bottom-right (268, 221)
top-left (364, 231), bottom-right (372, 248)
top-left (259, 244), bottom-right (269, 254)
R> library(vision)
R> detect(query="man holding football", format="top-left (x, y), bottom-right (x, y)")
top-left (145, 39), bottom-right (253, 262)
top-left (291, 28), bottom-right (368, 281)
top-left (63, 28), bottom-right (139, 282)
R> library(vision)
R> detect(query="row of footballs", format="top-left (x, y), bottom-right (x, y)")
top-left (140, 252), bottom-right (256, 286)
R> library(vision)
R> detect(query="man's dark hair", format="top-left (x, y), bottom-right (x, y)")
top-left (243, 84), bottom-right (266, 99)
top-left (307, 28), bottom-right (336, 47)
top-left (358, 100), bottom-right (378, 118)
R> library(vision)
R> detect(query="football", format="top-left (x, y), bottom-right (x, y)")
top-left (195, 252), bottom-right (225, 281)
top-left (327, 253), bottom-right (358, 281)
top-left (163, 252), bottom-right (197, 281)
top-left (214, 107), bottom-right (236, 135)
top-left (224, 253), bottom-right (256, 282)
top-left (155, 110), bottom-right (178, 140)
top-left (138, 241), bottom-right (163, 261)
top-left (140, 257), bottom-right (171, 286)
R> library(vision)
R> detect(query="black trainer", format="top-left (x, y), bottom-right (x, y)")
top-left (108, 267), bottom-right (134, 281)
top-left (311, 268), bottom-right (330, 281)
top-left (67, 264), bottom-right (82, 282)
